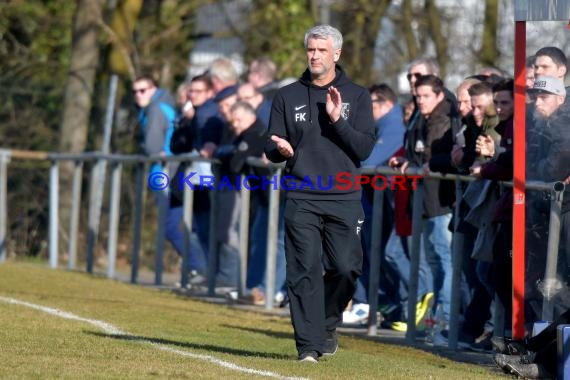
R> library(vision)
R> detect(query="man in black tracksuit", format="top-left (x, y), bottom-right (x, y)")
top-left (264, 25), bottom-right (375, 362)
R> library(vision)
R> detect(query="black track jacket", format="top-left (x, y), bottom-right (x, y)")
top-left (264, 66), bottom-right (375, 200)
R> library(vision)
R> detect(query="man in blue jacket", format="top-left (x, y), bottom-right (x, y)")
top-left (264, 25), bottom-right (375, 362)
top-left (133, 76), bottom-right (177, 166)
top-left (133, 75), bottom-right (207, 281)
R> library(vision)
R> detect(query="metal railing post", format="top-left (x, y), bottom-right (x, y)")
top-left (448, 177), bottom-right (465, 350)
top-left (238, 176), bottom-right (251, 298)
top-left (130, 162), bottom-right (144, 284)
top-left (264, 168), bottom-right (282, 310)
top-left (180, 164), bottom-right (194, 288)
top-left (154, 162), bottom-right (168, 286)
top-left (68, 160), bottom-right (83, 270)
top-left (49, 160), bottom-right (60, 269)
top-left (367, 177), bottom-right (384, 336)
top-left (541, 182), bottom-right (565, 320)
top-left (406, 178), bottom-right (424, 343)
top-left (106, 162), bottom-right (122, 278)
top-left (0, 150), bottom-right (10, 263)
top-left (207, 180), bottom-right (219, 296)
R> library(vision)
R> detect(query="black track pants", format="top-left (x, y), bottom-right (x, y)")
top-left (284, 198), bottom-right (364, 354)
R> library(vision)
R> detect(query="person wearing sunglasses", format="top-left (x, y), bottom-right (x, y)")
top-left (132, 75), bottom-right (177, 164)
top-left (133, 75), bottom-right (202, 282)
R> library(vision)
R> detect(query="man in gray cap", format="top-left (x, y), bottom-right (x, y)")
top-left (529, 75), bottom-right (567, 118)
top-left (527, 74), bottom-right (570, 337)
top-left (488, 75), bottom-right (569, 379)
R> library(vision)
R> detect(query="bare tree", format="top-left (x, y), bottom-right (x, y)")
top-left (401, 0), bottom-right (418, 60)
top-left (59, 0), bottom-right (104, 155)
top-left (58, 0), bottom-right (104, 254)
top-left (336, 0), bottom-right (392, 84)
top-left (480, 0), bottom-right (499, 67)
top-left (424, 0), bottom-right (448, 77)
top-left (106, 0), bottom-right (144, 79)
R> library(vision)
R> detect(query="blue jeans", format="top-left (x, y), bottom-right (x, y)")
top-left (247, 198), bottom-right (286, 295)
top-left (423, 213), bottom-right (453, 321)
top-left (215, 189), bottom-right (241, 287)
top-left (384, 229), bottom-right (431, 303)
top-left (463, 259), bottom-right (495, 336)
top-left (165, 206), bottom-right (207, 273)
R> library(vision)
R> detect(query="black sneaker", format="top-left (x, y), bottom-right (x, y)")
top-left (322, 331), bottom-right (338, 356)
top-left (468, 331), bottom-right (493, 352)
top-left (299, 351), bottom-right (319, 363)
top-left (279, 292), bottom-right (290, 308)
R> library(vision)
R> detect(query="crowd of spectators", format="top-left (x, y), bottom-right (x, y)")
top-left (133, 42), bottom-right (570, 377)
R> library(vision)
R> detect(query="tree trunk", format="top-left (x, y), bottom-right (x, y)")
top-left (108, 0), bottom-right (143, 79)
top-left (401, 0), bottom-right (417, 61)
top-left (58, 0), bottom-right (104, 257)
top-left (424, 0), bottom-right (448, 77)
top-left (59, 0), bottom-right (104, 154)
top-left (338, 0), bottom-right (391, 85)
top-left (480, 0), bottom-right (499, 67)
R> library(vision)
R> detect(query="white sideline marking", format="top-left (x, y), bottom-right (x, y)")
top-left (0, 296), bottom-right (308, 380)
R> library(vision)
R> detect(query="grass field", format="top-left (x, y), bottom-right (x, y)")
top-left (0, 263), bottom-right (508, 379)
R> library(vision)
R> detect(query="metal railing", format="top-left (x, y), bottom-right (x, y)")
top-left (0, 148), bottom-right (565, 351)
top-left (0, 150), bottom-right (213, 282)
top-left (359, 165), bottom-right (565, 349)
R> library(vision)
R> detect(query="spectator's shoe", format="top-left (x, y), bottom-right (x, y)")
top-left (278, 292), bottom-right (290, 308)
top-left (239, 287), bottom-right (266, 306)
top-left (416, 292), bottom-right (434, 326)
top-left (454, 330), bottom-right (476, 349)
top-left (274, 291), bottom-right (286, 305)
top-left (298, 351), bottom-right (319, 363)
top-left (342, 303), bottom-right (369, 325)
top-left (469, 331), bottom-right (493, 352)
top-left (434, 329), bottom-right (474, 349)
top-left (382, 321), bottom-right (407, 332)
top-left (491, 336), bottom-right (528, 355)
top-left (225, 290), bottom-right (238, 302)
top-left (322, 331), bottom-right (338, 356)
top-left (189, 270), bottom-right (207, 285)
top-left (505, 362), bottom-right (553, 379)
top-left (432, 331), bottom-right (448, 347)
top-left (378, 303), bottom-right (399, 318)
top-left (493, 353), bottom-right (534, 373)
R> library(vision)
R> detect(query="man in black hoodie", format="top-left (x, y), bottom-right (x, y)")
top-left (264, 24), bottom-right (375, 362)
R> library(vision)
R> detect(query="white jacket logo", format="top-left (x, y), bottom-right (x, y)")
top-left (356, 218), bottom-right (364, 235)
top-left (341, 103), bottom-right (350, 119)
top-left (294, 104), bottom-right (307, 122)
